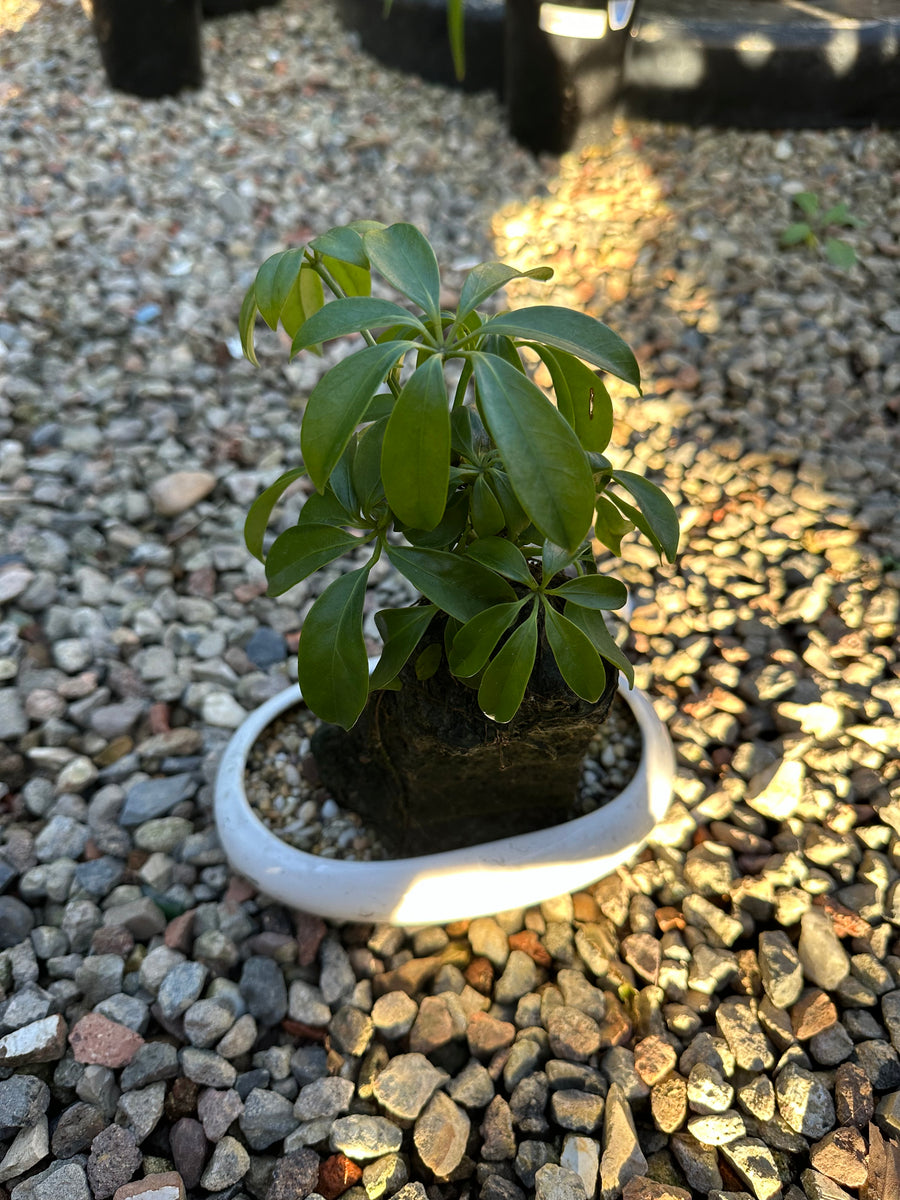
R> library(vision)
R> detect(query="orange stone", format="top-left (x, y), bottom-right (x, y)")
top-left (69, 1012), bottom-right (144, 1068)
top-left (317, 1154), bottom-right (362, 1200)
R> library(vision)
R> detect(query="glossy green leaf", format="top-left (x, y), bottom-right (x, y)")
top-left (415, 642), bottom-right (443, 681)
top-left (611, 471), bottom-right (679, 561)
top-left (475, 306), bottom-right (641, 389)
top-left (297, 489), bottom-right (359, 529)
top-left (370, 604), bottom-right (437, 690)
top-left (538, 347), bottom-right (614, 452)
top-left (481, 335), bottom-right (525, 372)
top-left (381, 355), bottom-right (451, 530)
top-left (464, 537), bottom-right (534, 587)
top-left (279, 265), bottom-right (318, 341)
top-left (549, 573), bottom-right (627, 610)
top-left (565, 603), bottom-right (634, 688)
top-left (477, 606), bottom-right (538, 724)
top-left (470, 474), bottom-right (505, 536)
top-left (239, 286), bottom-right (260, 366)
top-left (265, 523), bottom-right (363, 596)
top-left (364, 224), bottom-right (442, 324)
top-left (403, 491), bottom-right (469, 550)
top-left (473, 353), bottom-right (595, 553)
top-left (543, 602), bottom-right (607, 703)
top-left (457, 262), bottom-right (554, 322)
top-left (352, 418), bottom-right (389, 515)
top-left (447, 0), bottom-right (465, 80)
top-left (296, 566), bottom-right (372, 728)
top-left (309, 226), bottom-right (370, 267)
top-left (541, 540), bottom-right (578, 584)
top-left (301, 341), bottom-right (413, 491)
top-left (450, 405), bottom-right (476, 458)
top-left (329, 440), bottom-right (360, 518)
top-left (449, 599), bottom-right (528, 678)
top-left (254, 248), bottom-right (305, 331)
top-left (243, 467), bottom-right (306, 562)
top-left (593, 494), bottom-right (634, 555)
top-left (292, 297), bottom-right (426, 354)
top-left (322, 254), bottom-right (371, 298)
top-left (386, 544), bottom-right (516, 623)
top-left (487, 471), bottom-right (531, 540)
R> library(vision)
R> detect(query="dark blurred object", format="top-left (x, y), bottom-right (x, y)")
top-left (203, 0), bottom-right (280, 16)
top-left (333, 0), bottom-right (504, 94)
top-left (91, 0), bottom-right (203, 97)
top-left (505, 0), bottom-right (636, 153)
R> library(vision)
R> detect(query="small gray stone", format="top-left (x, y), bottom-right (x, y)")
top-left (239, 956), bottom-right (288, 1026)
top-left (86, 1123), bottom-right (141, 1199)
top-left (757, 931), bottom-right (803, 1009)
top-left (239, 1087), bottom-right (298, 1150)
top-left (331, 1115), bottom-right (404, 1161)
top-left (119, 1041), bottom-right (179, 1090)
top-left (0, 896), bottom-right (35, 949)
top-left (9, 1159), bottom-right (91, 1200)
top-left (0, 1116), bottom-right (49, 1184)
top-left (798, 909), bottom-right (850, 991)
top-left (481, 1095), bottom-right (516, 1161)
top-left (50, 1101), bottom-right (107, 1157)
top-left (448, 1058), bottom-right (496, 1109)
top-left (715, 998), bottom-right (774, 1072)
top-left (599, 1084), bottom-right (646, 1200)
top-left (115, 1081), bottom-right (165, 1144)
top-left (534, 1164), bottom-right (588, 1200)
top-left (0, 1074), bottom-right (50, 1136)
top-left (372, 1052), bottom-right (447, 1121)
top-left (293, 1075), bottom-right (355, 1122)
top-left (200, 1134), bottom-right (250, 1191)
top-left (775, 1063), bottom-right (836, 1139)
top-left (719, 1139), bottom-right (782, 1200)
top-left (157, 960), bottom-right (208, 1019)
top-left (119, 774), bottom-right (197, 825)
top-left (414, 1091), bottom-right (470, 1179)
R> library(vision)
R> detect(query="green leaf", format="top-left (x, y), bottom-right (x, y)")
top-left (457, 262), bottom-right (554, 322)
top-left (370, 604), bottom-right (437, 690)
top-left (470, 474), bottom-right (505, 536)
top-left (301, 341), bottom-right (413, 491)
top-left (244, 467), bottom-right (306, 561)
top-left (309, 226), bottom-right (370, 268)
top-left (415, 642), bottom-right (443, 681)
top-left (543, 602), bottom-right (608, 703)
top-left (541, 540), bottom-right (578, 584)
top-left (593, 494), bottom-right (634, 555)
top-left (296, 566), bottom-right (372, 728)
top-left (364, 224), bottom-right (442, 324)
top-left (239, 286), bottom-right (260, 366)
top-left (322, 255), bottom-right (372, 299)
top-left (449, 598), bottom-right (529, 678)
top-left (611, 471), bottom-right (679, 561)
top-left (473, 353), bottom-right (595, 553)
top-left (824, 237), bottom-right (856, 269)
top-left (254, 248), bottom-right (306, 331)
top-left (265, 523), bottom-right (363, 596)
top-left (386, 544), bottom-right (516, 622)
top-left (292, 297), bottom-right (426, 353)
top-left (475, 306), bottom-right (641, 389)
top-left (780, 222), bottom-right (813, 247)
top-left (403, 491), bottom-right (469, 550)
top-left (447, 0), bottom-right (465, 80)
top-left (451, 405), bottom-right (476, 458)
top-left (279, 265), bottom-right (323, 341)
top-left (793, 191), bottom-right (820, 218)
top-left (330, 440), bottom-right (360, 518)
top-left (463, 537), bottom-right (534, 587)
top-left (381, 355), bottom-right (451, 530)
top-left (538, 347), bottom-right (614, 453)
top-left (477, 605), bottom-right (538, 723)
top-left (352, 417), bottom-right (389, 515)
top-left (565, 604), bottom-right (634, 688)
top-left (487, 471), bottom-right (531, 540)
top-left (549, 573), bottom-right (628, 610)
top-left (820, 201), bottom-right (850, 225)
top-left (297, 489), bottom-right (359, 528)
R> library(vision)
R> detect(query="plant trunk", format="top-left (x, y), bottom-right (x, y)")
top-left (91, 0), bottom-right (203, 98)
top-left (311, 622), bottom-right (618, 858)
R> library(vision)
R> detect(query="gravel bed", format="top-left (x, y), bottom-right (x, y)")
top-left (1, 1), bottom-right (899, 1199)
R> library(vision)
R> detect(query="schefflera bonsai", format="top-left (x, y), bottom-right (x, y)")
top-left (239, 221), bottom-right (678, 856)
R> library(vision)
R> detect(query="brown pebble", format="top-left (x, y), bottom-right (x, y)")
top-left (508, 931), bottom-right (552, 969)
top-left (318, 1154), bottom-right (362, 1200)
top-left (622, 1177), bottom-right (691, 1200)
top-left (464, 956), bottom-right (495, 995)
top-left (655, 907), bottom-right (685, 932)
top-left (466, 1011), bottom-right (516, 1059)
top-left (791, 989), bottom-right (838, 1039)
top-left (597, 993), bottom-right (633, 1049)
top-left (621, 933), bottom-right (660, 983)
top-left (164, 910), bottom-right (196, 953)
top-left (445, 920), bottom-right (470, 938)
top-left (812, 893), bottom-right (871, 938)
top-left (164, 1078), bottom-right (199, 1121)
top-left (294, 911), bottom-right (328, 967)
top-left (809, 1126), bottom-right (868, 1188)
top-left (834, 1063), bottom-right (874, 1128)
top-left (572, 892), bottom-right (600, 923)
top-left (650, 1074), bottom-right (687, 1134)
top-left (634, 1036), bottom-right (678, 1086)
top-left (91, 926), bottom-right (135, 957)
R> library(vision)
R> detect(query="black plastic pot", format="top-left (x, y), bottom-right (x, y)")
top-left (505, 0), bottom-right (636, 153)
top-left (91, 0), bottom-right (203, 98)
top-left (334, 0), bottom-right (504, 95)
top-left (202, 0), bottom-right (280, 17)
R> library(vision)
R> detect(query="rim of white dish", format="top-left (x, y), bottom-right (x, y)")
top-left (214, 661), bottom-right (674, 924)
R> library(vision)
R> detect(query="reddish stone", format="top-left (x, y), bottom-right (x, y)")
top-left (572, 892), bottom-right (600, 923)
top-left (164, 1078), bottom-right (199, 1121)
top-left (445, 920), bottom-right (471, 938)
top-left (466, 1011), bottom-right (516, 1059)
top-left (91, 926), bottom-right (135, 957)
top-left (295, 911), bottom-right (328, 967)
top-left (223, 876), bottom-right (256, 909)
top-left (282, 1019), bottom-right (328, 1042)
top-left (809, 1127), bottom-right (867, 1188)
top-left (187, 566), bottom-right (217, 599)
top-left (622, 1177), bottom-right (691, 1200)
top-left (508, 930), bottom-right (552, 969)
top-left (164, 910), bottom-right (196, 953)
top-left (113, 1172), bottom-right (187, 1200)
top-left (655, 907), bottom-right (685, 932)
top-left (634, 1036), bottom-right (677, 1085)
top-left (464, 956), bottom-right (495, 995)
top-left (148, 703), bottom-right (171, 735)
top-left (69, 1013), bottom-right (144, 1068)
top-left (791, 990), bottom-right (838, 1039)
top-left (317, 1154), bottom-right (362, 1200)
top-left (812, 893), bottom-right (871, 938)
top-left (235, 581), bottom-right (269, 604)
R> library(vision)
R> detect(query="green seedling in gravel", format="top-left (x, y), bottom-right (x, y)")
top-left (780, 191), bottom-right (863, 269)
top-left (239, 221), bottom-right (678, 730)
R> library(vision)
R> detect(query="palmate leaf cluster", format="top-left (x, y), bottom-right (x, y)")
top-left (240, 222), bottom-right (678, 730)
top-left (780, 190), bottom-right (863, 270)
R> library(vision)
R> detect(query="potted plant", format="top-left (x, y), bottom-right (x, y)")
top-left (214, 220), bottom-right (676, 924)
